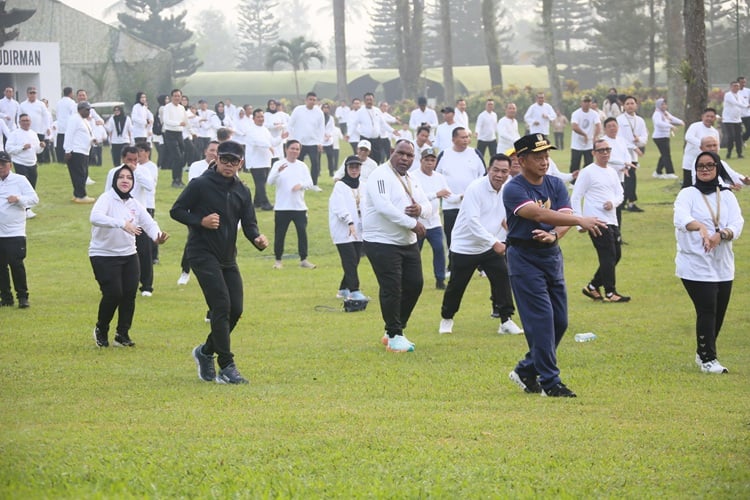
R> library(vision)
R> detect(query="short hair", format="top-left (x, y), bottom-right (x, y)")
top-left (121, 145), bottom-right (138, 158)
top-left (351, 97), bottom-right (360, 104)
top-left (623, 95), bottom-right (638, 103)
top-left (593, 138), bottom-right (609, 150)
top-left (451, 126), bottom-right (466, 138)
top-left (417, 125), bottom-right (431, 136)
top-left (135, 142), bottom-right (151, 152)
top-left (603, 117), bottom-right (617, 126)
top-left (286, 139), bottom-right (301, 148)
top-left (456, 98), bottom-right (465, 104)
top-left (171, 88), bottom-right (182, 96)
top-left (18, 113), bottom-right (29, 120)
top-left (63, 87), bottom-right (73, 96)
top-left (486, 98), bottom-right (494, 103)
top-left (738, 76), bottom-right (746, 80)
top-left (76, 89), bottom-right (86, 95)
top-left (252, 108), bottom-right (264, 118)
top-left (216, 128), bottom-right (232, 141)
top-left (26, 86), bottom-right (36, 93)
top-left (489, 153), bottom-right (511, 167)
top-left (206, 140), bottom-right (220, 150)
top-left (306, 91), bottom-right (317, 98)
top-left (364, 92), bottom-right (374, 99)
top-left (703, 107), bottom-right (717, 115)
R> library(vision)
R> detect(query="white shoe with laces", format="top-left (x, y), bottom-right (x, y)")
top-left (700, 359), bottom-right (728, 374)
top-left (177, 272), bottom-right (190, 285)
top-left (499, 318), bottom-right (523, 335)
top-left (439, 318), bottom-right (454, 334)
top-left (86, 177), bottom-right (96, 185)
top-left (141, 291), bottom-right (152, 297)
top-left (26, 209), bottom-right (36, 219)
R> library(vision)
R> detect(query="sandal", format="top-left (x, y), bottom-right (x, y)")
top-left (582, 283), bottom-right (603, 300)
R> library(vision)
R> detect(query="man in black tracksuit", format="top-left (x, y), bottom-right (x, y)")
top-left (170, 140), bottom-right (269, 384)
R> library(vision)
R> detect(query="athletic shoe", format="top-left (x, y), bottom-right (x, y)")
top-left (436, 279), bottom-right (446, 290)
top-left (490, 305), bottom-right (501, 318)
top-left (381, 333), bottom-right (389, 346)
top-left (439, 318), bottom-right (454, 334)
top-left (192, 344), bottom-right (216, 382)
top-left (386, 335), bottom-right (415, 353)
top-left (663, 173), bottom-right (679, 179)
top-left (299, 259), bottom-right (316, 269)
top-left (216, 363), bottom-right (249, 384)
top-left (604, 292), bottom-right (630, 303)
top-left (72, 196), bottom-right (96, 204)
top-left (336, 288), bottom-right (350, 299)
top-left (499, 319), bottom-right (523, 335)
top-left (141, 291), bottom-right (153, 297)
top-left (541, 383), bottom-right (577, 397)
top-left (478, 270), bottom-right (487, 278)
top-left (177, 272), bottom-right (190, 285)
top-left (93, 327), bottom-right (108, 347)
top-left (113, 333), bottom-right (135, 347)
top-left (626, 204), bottom-right (644, 213)
top-left (18, 297), bottom-right (29, 309)
top-left (0, 300), bottom-right (13, 307)
top-left (700, 359), bottom-right (728, 374)
top-left (582, 283), bottom-right (603, 300)
top-left (652, 171), bottom-right (661, 178)
top-left (273, 261), bottom-right (283, 269)
top-left (204, 310), bottom-right (211, 323)
top-left (26, 209), bottom-right (36, 219)
top-left (310, 185), bottom-right (323, 192)
top-left (349, 290), bottom-right (367, 301)
top-left (509, 370), bottom-right (542, 394)
top-left (86, 177), bottom-right (96, 185)
top-left (695, 353), bottom-right (702, 366)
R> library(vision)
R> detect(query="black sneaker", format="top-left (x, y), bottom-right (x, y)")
top-left (490, 305), bottom-right (501, 318)
top-left (626, 204), bottom-right (644, 213)
top-left (93, 327), bottom-right (109, 347)
top-left (113, 333), bottom-right (135, 347)
top-left (436, 279), bottom-right (446, 290)
top-left (542, 383), bottom-right (577, 397)
top-left (192, 344), bottom-right (217, 382)
top-left (18, 297), bottom-right (29, 308)
top-left (0, 300), bottom-right (14, 307)
top-left (216, 363), bottom-right (249, 385)
top-left (509, 370), bottom-right (542, 394)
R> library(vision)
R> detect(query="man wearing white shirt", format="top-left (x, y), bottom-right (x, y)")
top-left (349, 92), bottom-right (393, 164)
top-left (345, 97), bottom-right (361, 154)
top-left (438, 153), bottom-right (522, 336)
top-left (194, 99), bottom-right (216, 153)
top-left (474, 99), bottom-right (498, 162)
top-left (616, 96), bottom-right (648, 212)
top-left (0, 87), bottom-right (19, 134)
top-left (454, 98), bottom-right (471, 134)
top-left (75, 89), bottom-right (103, 125)
top-left (55, 87), bottom-right (76, 162)
top-left (569, 95), bottom-right (601, 173)
top-left (602, 117), bottom-right (633, 228)
top-left (162, 88), bottom-right (190, 187)
top-left (681, 107), bottom-right (720, 188)
top-left (19, 87), bottom-right (51, 164)
top-left (739, 76), bottom-right (750, 142)
top-left (524, 92), bottom-right (556, 136)
top-left (723, 80), bottom-right (747, 159)
top-left (5, 114), bottom-right (43, 205)
top-left (571, 138), bottom-right (629, 303)
top-left (698, 136), bottom-right (750, 188)
top-left (263, 99), bottom-right (288, 161)
top-left (409, 125), bottom-right (433, 172)
top-left (496, 102), bottom-right (520, 155)
top-left (246, 109), bottom-right (285, 211)
top-left (378, 101), bottom-right (399, 154)
top-left (288, 91), bottom-right (325, 189)
top-left (409, 96), bottom-right (438, 139)
top-left (63, 101), bottom-right (96, 203)
top-left (334, 99), bottom-right (350, 135)
top-left (434, 106), bottom-right (460, 152)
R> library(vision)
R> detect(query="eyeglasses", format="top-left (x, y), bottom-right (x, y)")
top-left (219, 156), bottom-right (241, 167)
top-left (696, 163), bottom-right (718, 171)
top-left (594, 147), bottom-right (612, 153)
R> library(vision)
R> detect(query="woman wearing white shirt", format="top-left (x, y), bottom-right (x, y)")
top-left (652, 98), bottom-right (684, 179)
top-left (106, 106), bottom-right (133, 166)
top-left (329, 155), bottom-right (366, 300)
top-left (131, 92), bottom-right (152, 143)
top-left (674, 151), bottom-right (743, 374)
top-left (267, 140), bottom-right (315, 269)
top-left (89, 165), bottom-right (168, 348)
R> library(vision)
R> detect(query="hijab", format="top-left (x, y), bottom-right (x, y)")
top-left (111, 165), bottom-right (134, 200)
top-left (134, 92), bottom-right (145, 107)
top-left (215, 101), bottom-right (226, 124)
top-left (693, 151), bottom-right (732, 194)
top-left (340, 163), bottom-right (360, 189)
top-left (266, 99), bottom-right (277, 114)
top-left (112, 106), bottom-right (126, 136)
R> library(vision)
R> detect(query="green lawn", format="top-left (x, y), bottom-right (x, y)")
top-left (1, 137), bottom-right (749, 498)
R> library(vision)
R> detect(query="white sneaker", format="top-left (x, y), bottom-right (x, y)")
top-left (386, 335), bottom-right (415, 353)
top-left (439, 318), bottom-right (454, 334)
top-left (478, 270), bottom-right (486, 278)
top-left (273, 261), bottom-right (283, 269)
top-left (26, 209), bottom-right (36, 219)
top-left (499, 318), bottom-right (523, 335)
top-left (700, 359), bottom-right (728, 374)
top-left (310, 185), bottom-right (323, 192)
top-left (86, 177), bottom-right (96, 185)
top-left (177, 272), bottom-right (190, 285)
top-left (664, 173), bottom-right (679, 179)
top-left (141, 291), bottom-right (153, 297)
top-left (336, 288), bottom-right (350, 299)
top-left (299, 259), bottom-right (316, 269)
top-left (695, 353), bottom-right (702, 366)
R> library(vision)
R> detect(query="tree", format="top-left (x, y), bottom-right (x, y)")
top-left (481, 0), bottom-right (507, 91)
top-left (664, 1), bottom-right (685, 114)
top-left (117, 0), bottom-right (201, 79)
top-left (541, 0), bottom-right (562, 108)
top-left (394, 0), bottom-right (424, 99)
top-left (366, 0), bottom-right (398, 68)
top-left (533, 0), bottom-right (593, 77)
top-left (333, 0), bottom-right (348, 102)
top-left (0, 1), bottom-right (35, 48)
top-left (194, 10), bottom-right (237, 71)
top-left (439, 0), bottom-right (454, 103)
top-left (266, 37), bottom-right (325, 102)
top-left (236, 0), bottom-right (280, 70)
top-left (683, 0), bottom-right (708, 125)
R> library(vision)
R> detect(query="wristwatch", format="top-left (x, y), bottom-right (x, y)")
top-left (549, 230), bottom-right (558, 242)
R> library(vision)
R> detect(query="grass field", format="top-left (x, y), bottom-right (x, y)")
top-left (1, 136), bottom-right (749, 498)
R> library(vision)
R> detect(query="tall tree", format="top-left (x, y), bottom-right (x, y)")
top-left (333, 0), bottom-right (348, 101)
top-left (276, 0), bottom-right (312, 40)
top-left (683, 0), bottom-right (708, 125)
top-left (0, 1), bottom-right (35, 47)
top-left (541, 0), bottom-right (562, 108)
top-left (646, 0), bottom-right (662, 87)
top-left (664, 1), bottom-right (685, 115)
top-left (481, 0), bottom-right (503, 90)
top-left (117, 0), bottom-right (201, 79)
top-left (236, 0), bottom-right (280, 71)
top-left (266, 36), bottom-right (325, 102)
top-left (193, 10), bottom-right (236, 71)
top-left (366, 0), bottom-right (397, 68)
top-left (533, 0), bottom-right (592, 76)
top-left (439, 0), bottom-right (454, 103)
top-left (395, 0), bottom-right (424, 99)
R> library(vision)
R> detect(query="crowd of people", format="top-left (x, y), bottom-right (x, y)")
top-left (1, 79), bottom-right (749, 389)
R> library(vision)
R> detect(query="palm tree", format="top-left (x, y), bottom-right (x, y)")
top-left (266, 36), bottom-right (325, 102)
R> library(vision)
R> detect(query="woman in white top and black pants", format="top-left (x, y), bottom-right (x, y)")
top-left (673, 151), bottom-right (743, 374)
top-left (89, 165), bottom-right (168, 347)
top-left (651, 98), bottom-right (684, 178)
top-left (106, 105), bottom-right (133, 166)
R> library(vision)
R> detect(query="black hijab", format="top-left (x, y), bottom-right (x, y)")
top-left (215, 101), bottom-right (226, 124)
top-left (134, 91), bottom-right (145, 106)
top-left (340, 162), bottom-right (360, 189)
top-left (111, 165), bottom-right (134, 200)
top-left (693, 151), bottom-right (732, 194)
top-left (112, 106), bottom-right (126, 136)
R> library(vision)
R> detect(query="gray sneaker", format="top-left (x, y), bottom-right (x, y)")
top-left (192, 344), bottom-right (216, 382)
top-left (216, 363), bottom-right (249, 384)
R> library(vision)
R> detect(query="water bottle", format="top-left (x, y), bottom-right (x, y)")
top-left (574, 332), bottom-right (597, 342)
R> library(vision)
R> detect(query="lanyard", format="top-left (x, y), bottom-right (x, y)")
top-left (701, 187), bottom-right (721, 232)
top-left (389, 162), bottom-right (415, 204)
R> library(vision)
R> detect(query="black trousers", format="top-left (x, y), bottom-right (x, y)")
top-left (163, 130), bottom-right (185, 182)
top-left (194, 137), bottom-right (209, 157)
top-left (681, 279), bottom-right (732, 362)
top-left (323, 145), bottom-right (338, 176)
top-left (349, 142), bottom-right (358, 155)
top-left (0, 236), bottom-right (28, 302)
top-left (364, 240), bottom-right (423, 337)
top-left (90, 254), bottom-right (140, 336)
top-left (298, 145), bottom-right (321, 185)
top-left (477, 140), bottom-right (497, 162)
top-left (624, 163), bottom-right (638, 203)
top-left (653, 137), bottom-right (675, 174)
top-left (724, 122), bottom-right (743, 158)
top-left (190, 255), bottom-right (244, 369)
top-left (135, 230), bottom-right (154, 293)
top-left (554, 132), bottom-right (564, 150)
top-left (249, 167), bottom-right (271, 207)
top-left (274, 210), bottom-right (308, 261)
top-left (66, 152), bottom-right (89, 198)
top-left (361, 137), bottom-right (384, 164)
top-left (13, 162), bottom-right (37, 189)
top-left (441, 248), bottom-right (515, 321)
top-left (36, 133), bottom-right (49, 163)
top-left (588, 224), bottom-right (622, 294)
top-left (570, 148), bottom-right (593, 173)
top-left (742, 116), bottom-right (750, 142)
top-left (111, 143), bottom-right (125, 167)
top-left (55, 134), bottom-right (65, 163)
top-left (336, 241), bottom-right (363, 292)
top-left (442, 209), bottom-right (459, 270)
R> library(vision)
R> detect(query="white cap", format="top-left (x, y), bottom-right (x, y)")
top-left (357, 139), bottom-right (371, 151)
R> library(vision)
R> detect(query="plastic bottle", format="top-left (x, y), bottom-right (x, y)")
top-left (574, 332), bottom-right (597, 342)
